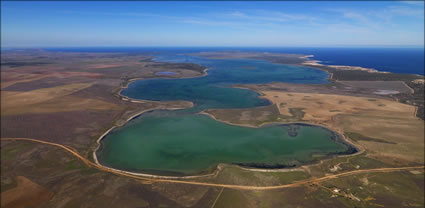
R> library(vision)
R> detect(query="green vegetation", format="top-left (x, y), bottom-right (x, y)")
top-left (321, 171), bottom-right (424, 208)
top-left (1, 142), bottom-right (35, 161)
top-left (317, 65), bottom-right (424, 120)
top-left (339, 156), bottom-right (390, 170)
top-left (64, 160), bottom-right (83, 171)
top-left (215, 189), bottom-right (249, 208)
top-left (319, 66), bottom-right (421, 81)
top-left (63, 159), bottom-right (98, 175)
top-left (212, 165), bottom-right (311, 186)
top-left (288, 108), bottom-right (306, 119)
top-left (397, 81), bottom-right (424, 119)
top-left (267, 171), bottom-right (311, 184)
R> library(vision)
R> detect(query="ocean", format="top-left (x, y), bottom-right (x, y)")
top-left (262, 47), bottom-right (425, 76)
top-left (46, 47), bottom-right (425, 75)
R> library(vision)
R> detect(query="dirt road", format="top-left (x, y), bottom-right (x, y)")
top-left (1, 137), bottom-right (423, 190)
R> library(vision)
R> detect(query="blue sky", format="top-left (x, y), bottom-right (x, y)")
top-left (1, 1), bottom-right (424, 47)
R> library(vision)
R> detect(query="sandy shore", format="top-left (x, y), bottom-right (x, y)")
top-left (300, 55), bottom-right (387, 74)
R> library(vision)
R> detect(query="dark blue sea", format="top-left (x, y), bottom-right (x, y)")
top-left (46, 47), bottom-right (424, 75)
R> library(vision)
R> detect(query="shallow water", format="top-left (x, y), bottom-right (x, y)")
top-left (98, 112), bottom-right (349, 175)
top-left (122, 56), bottom-right (328, 111)
top-left (97, 53), bottom-right (353, 175)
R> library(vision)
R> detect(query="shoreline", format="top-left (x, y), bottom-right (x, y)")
top-left (198, 110), bottom-right (364, 156)
top-left (94, 100), bottom-right (363, 179)
top-left (92, 64), bottom-right (229, 179)
top-left (298, 54), bottom-right (385, 74)
top-left (91, 53), bottom-right (387, 179)
top-left (95, 107), bottom-right (364, 178)
top-left (116, 65), bottom-right (210, 104)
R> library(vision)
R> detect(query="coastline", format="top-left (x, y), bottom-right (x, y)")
top-left (299, 54), bottom-right (385, 74)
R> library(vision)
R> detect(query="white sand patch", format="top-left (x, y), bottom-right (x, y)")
top-left (373, 90), bottom-right (400, 95)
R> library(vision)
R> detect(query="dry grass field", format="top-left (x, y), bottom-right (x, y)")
top-left (1, 176), bottom-right (53, 208)
top-left (1, 51), bottom-right (204, 151)
top-left (1, 51), bottom-right (423, 208)
top-left (206, 90), bottom-right (423, 167)
top-left (262, 91), bottom-right (415, 122)
top-left (261, 91), bottom-right (424, 164)
top-left (338, 114), bottom-right (424, 164)
top-left (1, 83), bottom-right (120, 115)
top-left (1, 71), bottom-right (103, 89)
top-left (338, 80), bottom-right (413, 94)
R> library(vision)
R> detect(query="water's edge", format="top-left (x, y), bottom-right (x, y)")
top-left (92, 56), bottom-right (364, 179)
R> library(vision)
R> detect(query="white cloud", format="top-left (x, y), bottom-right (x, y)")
top-left (225, 10), bottom-right (318, 23)
top-left (387, 5), bottom-right (424, 17)
top-left (229, 11), bottom-right (247, 18)
top-left (399, 1), bottom-right (425, 6)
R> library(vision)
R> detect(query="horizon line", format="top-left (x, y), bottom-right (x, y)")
top-left (2, 45), bottom-right (425, 49)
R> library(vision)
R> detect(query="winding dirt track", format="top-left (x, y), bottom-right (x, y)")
top-left (1, 138), bottom-right (424, 190)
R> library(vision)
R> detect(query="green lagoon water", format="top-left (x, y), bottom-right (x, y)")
top-left (96, 53), bottom-right (354, 175)
top-left (98, 112), bottom-right (349, 175)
